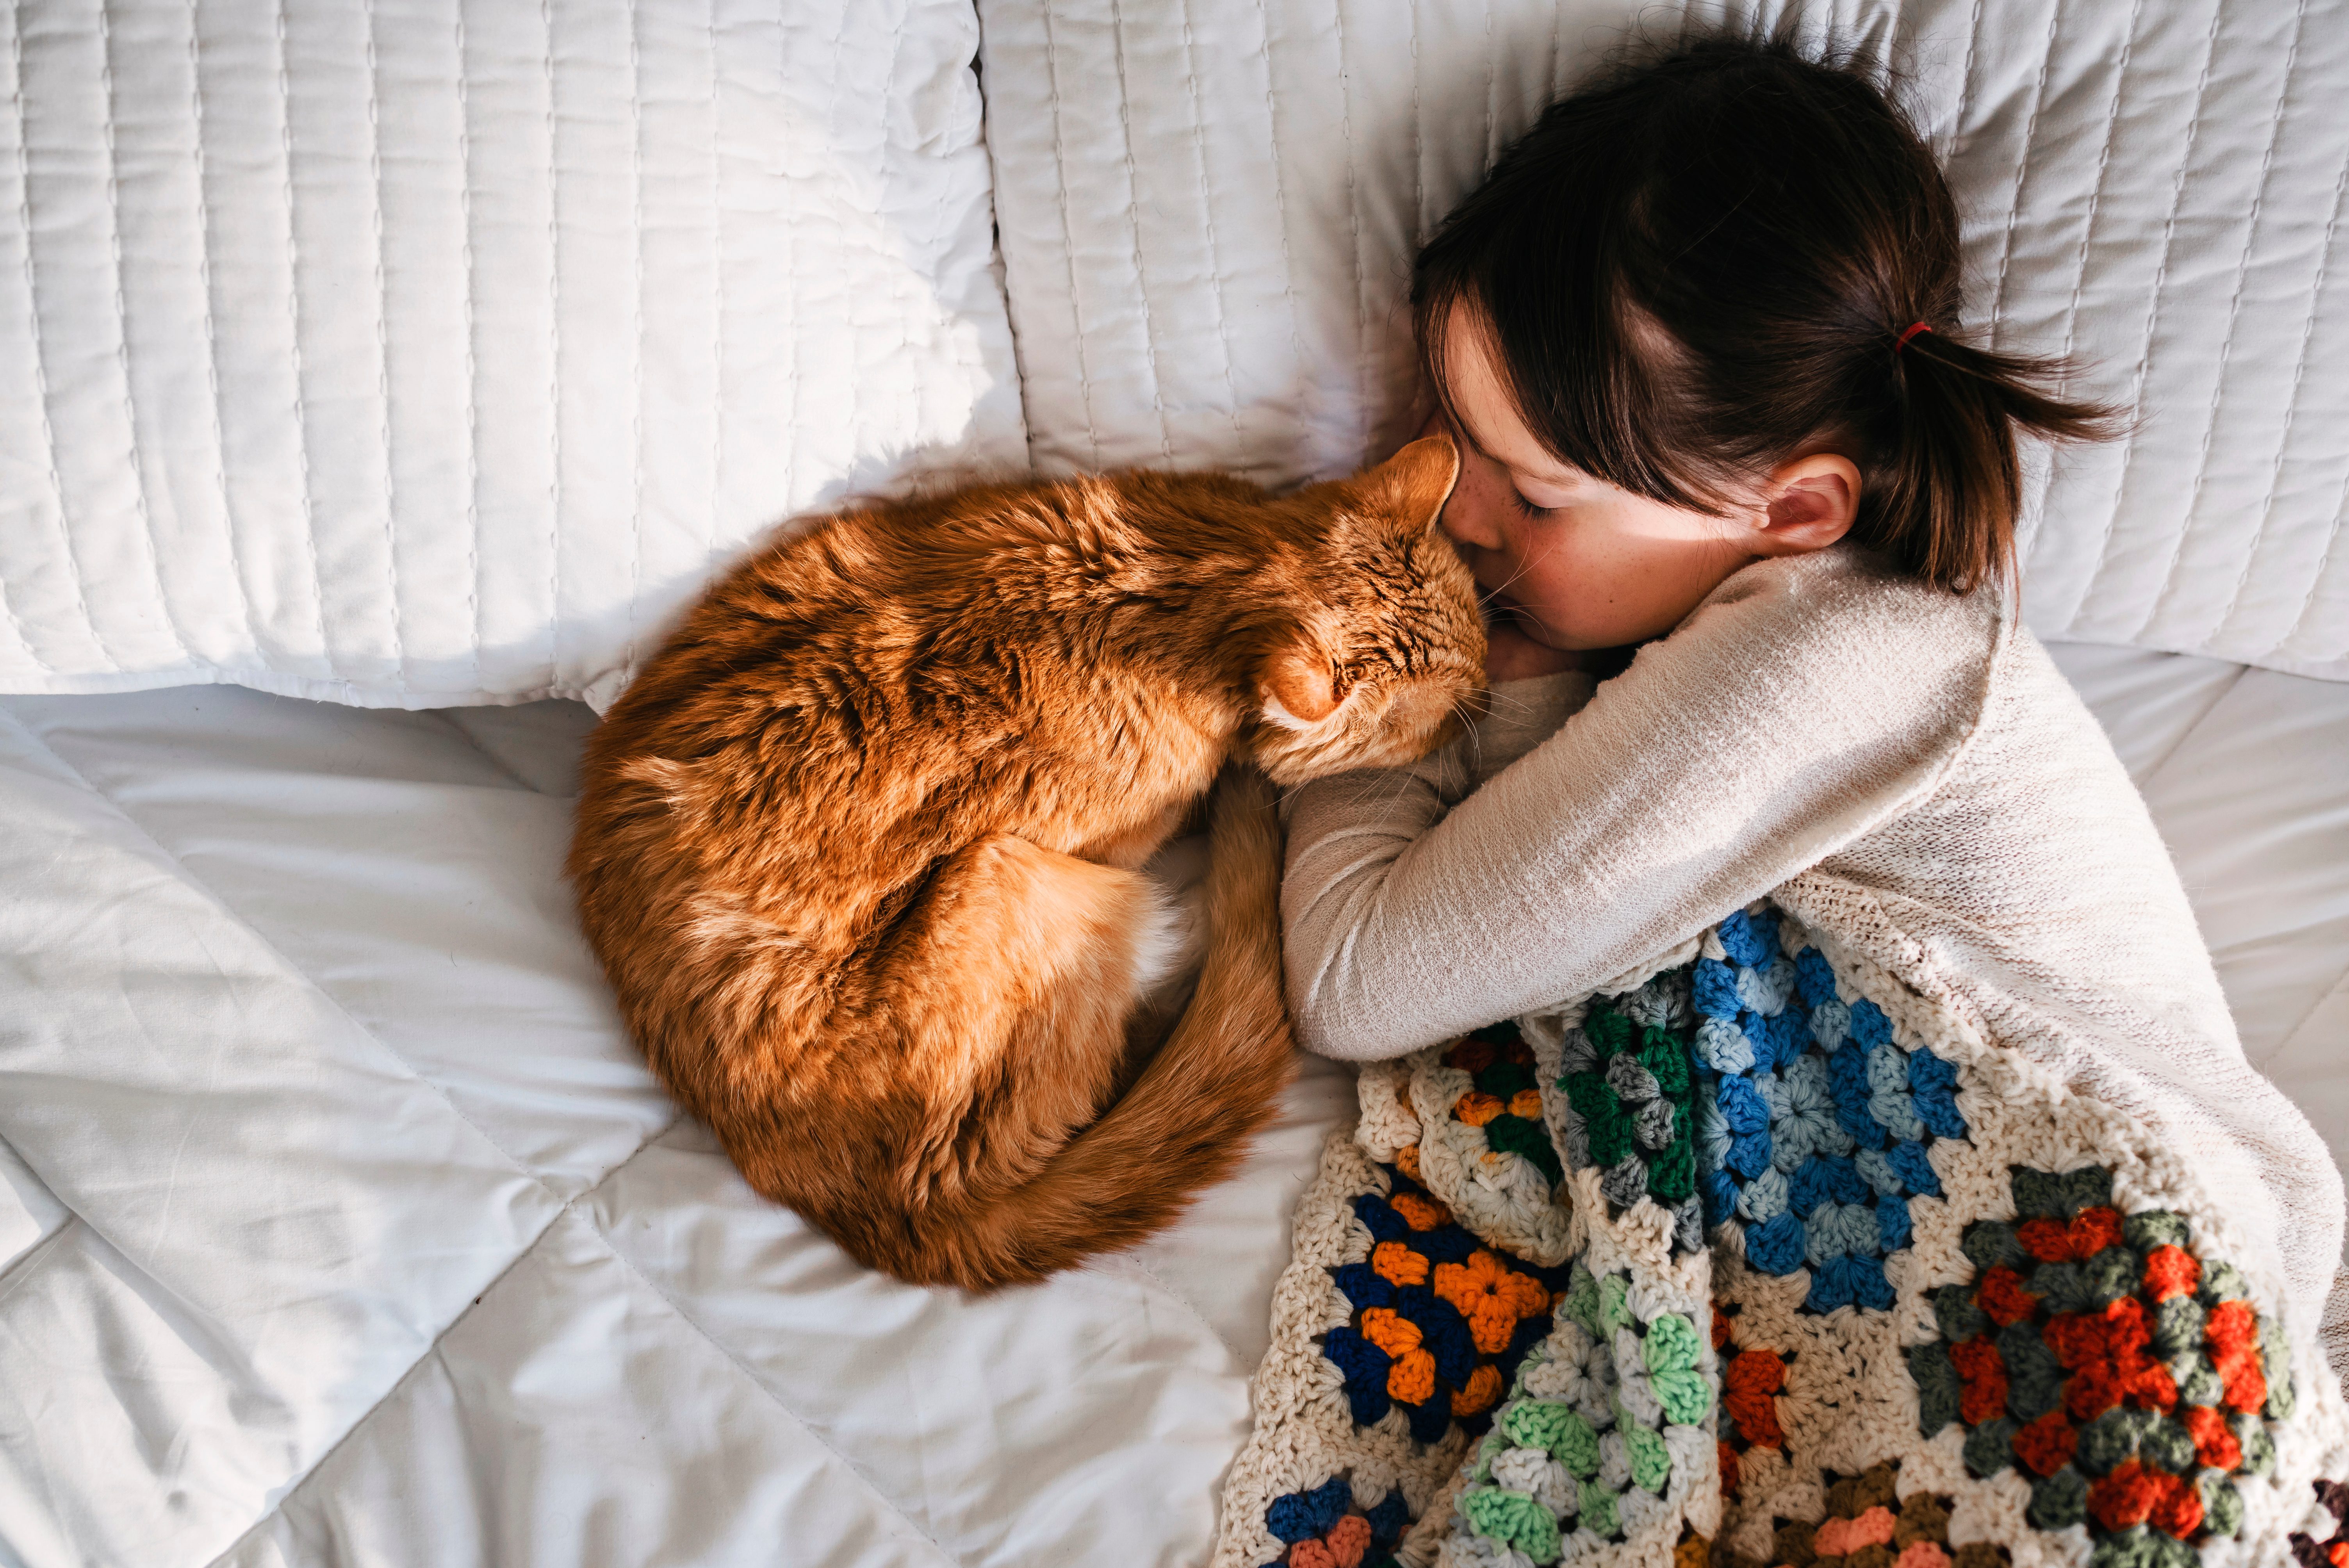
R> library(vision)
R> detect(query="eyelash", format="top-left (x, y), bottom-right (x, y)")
top-left (1511, 491), bottom-right (1554, 520)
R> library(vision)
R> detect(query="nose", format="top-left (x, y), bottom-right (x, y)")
top-left (1439, 480), bottom-right (1505, 556)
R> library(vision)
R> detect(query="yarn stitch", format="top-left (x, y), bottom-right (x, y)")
top-left (1689, 909), bottom-right (1969, 1315)
top-left (1902, 1162), bottom-right (2302, 1564)
top-left (1248, 1039), bottom-right (1578, 1568)
top-left (1260, 1479), bottom-right (1416, 1568)
top-left (2286, 1477), bottom-right (2347, 1566)
top-left (1324, 1094), bottom-right (1568, 1447)
top-left (1720, 1460), bottom-right (2013, 1568)
top-left (1210, 902), bottom-right (2349, 1568)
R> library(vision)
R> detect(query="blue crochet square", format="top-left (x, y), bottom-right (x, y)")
top-left (1691, 911), bottom-right (1970, 1315)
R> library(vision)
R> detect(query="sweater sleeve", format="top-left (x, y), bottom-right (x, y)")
top-left (1279, 551), bottom-right (1999, 1061)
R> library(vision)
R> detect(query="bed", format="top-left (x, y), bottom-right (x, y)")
top-left (1, 0), bottom-right (2342, 1564)
top-left (0, 646), bottom-right (2340, 1566)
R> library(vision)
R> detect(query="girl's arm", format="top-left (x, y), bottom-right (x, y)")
top-left (1280, 553), bottom-right (1996, 1060)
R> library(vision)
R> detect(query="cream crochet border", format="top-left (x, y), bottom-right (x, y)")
top-left (1214, 888), bottom-right (2349, 1568)
top-left (1211, 1131), bottom-right (1476, 1568)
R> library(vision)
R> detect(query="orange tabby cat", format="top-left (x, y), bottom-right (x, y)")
top-left (569, 435), bottom-right (1483, 1290)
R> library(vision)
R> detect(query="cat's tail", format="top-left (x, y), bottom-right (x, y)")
top-left (916, 767), bottom-right (1297, 1291)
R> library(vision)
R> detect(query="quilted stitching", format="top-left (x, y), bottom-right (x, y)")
top-left (0, 706), bottom-right (796, 1561)
top-left (197, 1160), bottom-right (969, 1568)
top-left (0, 686), bottom-right (1282, 1565)
top-left (0, 0), bottom-right (1025, 709)
top-left (2245, 125), bottom-right (2349, 665)
top-left (2137, 0), bottom-right (2308, 645)
top-left (0, 4), bottom-right (75, 674)
top-left (0, 710), bottom-right (573, 1562)
top-left (977, 0), bottom-right (2349, 678)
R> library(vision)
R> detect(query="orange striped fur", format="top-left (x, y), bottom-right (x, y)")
top-left (568, 437), bottom-right (1481, 1290)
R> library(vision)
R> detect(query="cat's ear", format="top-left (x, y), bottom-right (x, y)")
top-left (1357, 433), bottom-right (1461, 539)
top-left (1260, 641), bottom-right (1339, 729)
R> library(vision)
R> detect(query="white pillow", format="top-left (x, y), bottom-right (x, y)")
top-left (976, 0), bottom-right (2349, 679)
top-left (0, 0), bottom-right (1025, 710)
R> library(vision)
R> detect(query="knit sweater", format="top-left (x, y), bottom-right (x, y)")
top-left (1280, 545), bottom-right (2345, 1344)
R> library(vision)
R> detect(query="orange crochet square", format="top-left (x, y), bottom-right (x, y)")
top-left (1433, 1250), bottom-right (1550, 1353)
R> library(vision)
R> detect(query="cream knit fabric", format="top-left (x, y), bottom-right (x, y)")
top-left (1281, 546), bottom-right (2345, 1347)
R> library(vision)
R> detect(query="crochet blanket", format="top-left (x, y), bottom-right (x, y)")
top-left (1214, 902), bottom-right (2349, 1568)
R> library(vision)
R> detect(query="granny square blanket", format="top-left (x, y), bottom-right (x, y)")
top-left (1215, 903), bottom-right (2349, 1568)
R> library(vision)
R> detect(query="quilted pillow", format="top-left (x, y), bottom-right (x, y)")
top-left (0, 0), bottom-right (1025, 709)
top-left (977, 0), bottom-right (2349, 679)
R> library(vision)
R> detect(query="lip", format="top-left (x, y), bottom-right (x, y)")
top-left (1479, 585), bottom-right (1563, 646)
top-left (1478, 584), bottom-right (1529, 625)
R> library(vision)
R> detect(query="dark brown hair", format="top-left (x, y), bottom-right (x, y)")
top-left (1413, 32), bottom-right (2115, 592)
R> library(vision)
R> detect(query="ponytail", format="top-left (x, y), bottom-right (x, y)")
top-left (1863, 329), bottom-right (2117, 592)
top-left (1412, 31), bottom-right (2124, 596)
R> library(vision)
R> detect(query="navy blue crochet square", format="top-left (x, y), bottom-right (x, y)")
top-left (1258, 1480), bottom-right (1413, 1568)
top-left (1692, 907), bottom-right (1969, 1313)
top-left (1316, 1169), bottom-right (1567, 1449)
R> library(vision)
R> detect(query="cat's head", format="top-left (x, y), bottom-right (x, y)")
top-left (1246, 435), bottom-right (1488, 786)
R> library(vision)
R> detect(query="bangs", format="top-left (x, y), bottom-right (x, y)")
top-left (1412, 122), bottom-right (1739, 519)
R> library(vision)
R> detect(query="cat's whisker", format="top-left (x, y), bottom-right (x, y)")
top-left (1473, 557), bottom-right (1541, 607)
top-left (1471, 537), bottom-right (1577, 633)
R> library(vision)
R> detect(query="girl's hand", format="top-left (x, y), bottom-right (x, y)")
top-left (1485, 621), bottom-right (1581, 682)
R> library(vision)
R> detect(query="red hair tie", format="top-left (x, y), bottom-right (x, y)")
top-left (1895, 321), bottom-right (1932, 354)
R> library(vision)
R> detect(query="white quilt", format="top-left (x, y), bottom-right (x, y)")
top-left (0, 686), bottom-right (1356, 1566)
top-left (2, 654), bottom-right (2342, 1565)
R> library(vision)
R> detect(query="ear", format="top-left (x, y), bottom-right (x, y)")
top-left (1356, 433), bottom-right (1461, 539)
top-left (1754, 453), bottom-right (1861, 555)
top-left (1260, 641), bottom-right (1339, 729)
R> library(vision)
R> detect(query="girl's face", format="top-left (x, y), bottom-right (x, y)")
top-left (1435, 305), bottom-right (1859, 655)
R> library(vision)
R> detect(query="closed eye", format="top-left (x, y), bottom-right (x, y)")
top-left (1511, 490), bottom-right (1554, 520)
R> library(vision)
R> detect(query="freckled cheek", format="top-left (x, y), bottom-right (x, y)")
top-left (1510, 526), bottom-right (1597, 619)
top-left (1508, 518), bottom-right (1675, 647)
top-left (1542, 518), bottom-right (1727, 644)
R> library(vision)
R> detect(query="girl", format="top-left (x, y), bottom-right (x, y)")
top-left (1278, 34), bottom-right (2343, 1361)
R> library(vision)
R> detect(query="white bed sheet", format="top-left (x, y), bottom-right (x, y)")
top-left (0, 686), bottom-right (1351, 1568)
top-left (2046, 644), bottom-right (2349, 1177)
top-left (0, 645), bottom-right (2340, 1565)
